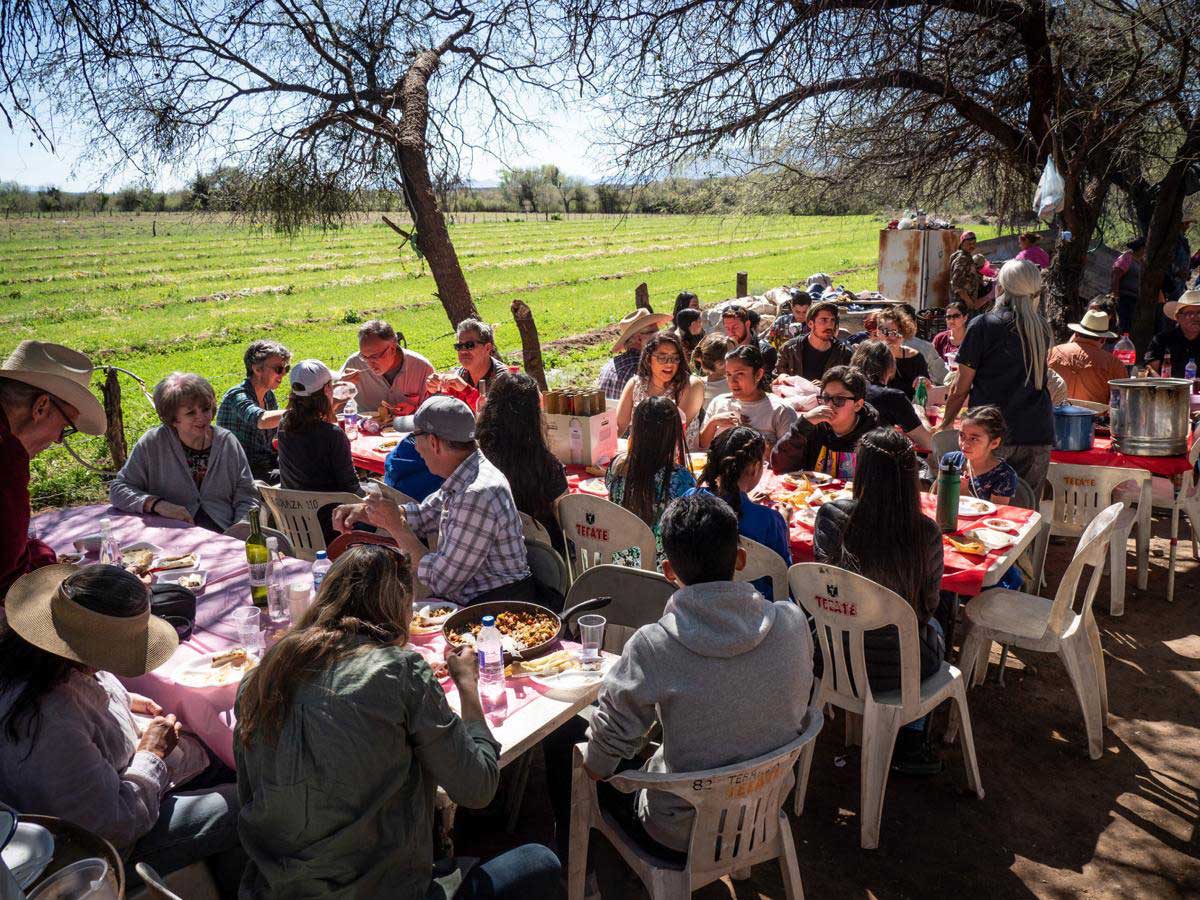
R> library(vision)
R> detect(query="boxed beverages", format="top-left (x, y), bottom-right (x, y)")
top-left (545, 410), bottom-right (618, 467)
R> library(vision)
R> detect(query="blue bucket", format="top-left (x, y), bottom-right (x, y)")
top-left (1053, 404), bottom-right (1095, 451)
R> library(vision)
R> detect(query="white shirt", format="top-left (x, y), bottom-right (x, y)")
top-left (341, 348), bottom-right (435, 415)
top-left (705, 392), bottom-right (798, 447)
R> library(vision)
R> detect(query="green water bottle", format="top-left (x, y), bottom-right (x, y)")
top-left (246, 506), bottom-right (270, 607)
top-left (914, 376), bottom-right (928, 409)
top-left (936, 459), bottom-right (960, 534)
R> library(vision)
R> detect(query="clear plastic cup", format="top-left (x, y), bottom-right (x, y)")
top-left (577, 615), bottom-right (606, 671)
top-left (231, 607), bottom-right (264, 655)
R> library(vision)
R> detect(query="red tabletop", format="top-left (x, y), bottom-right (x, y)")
top-left (350, 432), bottom-right (397, 475)
top-left (1050, 435), bottom-right (1193, 478)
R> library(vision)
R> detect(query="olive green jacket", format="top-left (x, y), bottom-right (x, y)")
top-left (234, 643), bottom-right (500, 899)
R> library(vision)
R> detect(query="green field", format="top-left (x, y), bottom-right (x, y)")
top-left (1, 211), bottom-right (934, 506)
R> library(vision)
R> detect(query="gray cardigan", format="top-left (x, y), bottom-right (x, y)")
top-left (110, 424), bottom-right (257, 530)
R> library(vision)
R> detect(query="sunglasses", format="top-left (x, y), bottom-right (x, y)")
top-left (266, 363), bottom-right (291, 375)
top-left (817, 393), bottom-right (856, 408)
top-left (47, 395), bottom-right (78, 440)
top-left (945, 313), bottom-right (965, 321)
top-left (454, 340), bottom-right (482, 351)
top-left (651, 353), bottom-right (681, 365)
top-left (879, 327), bottom-right (902, 338)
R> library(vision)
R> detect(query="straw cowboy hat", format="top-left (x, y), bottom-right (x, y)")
top-left (1164, 290), bottom-right (1200, 321)
top-left (0, 341), bottom-right (106, 435)
top-left (1068, 309), bottom-right (1117, 340)
top-left (5, 565), bottom-right (178, 677)
top-left (612, 309), bottom-right (671, 353)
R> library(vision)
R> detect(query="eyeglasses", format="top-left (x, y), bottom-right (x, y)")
top-left (47, 395), bottom-right (77, 440)
top-left (1177, 309), bottom-right (1200, 320)
top-left (266, 363), bottom-right (291, 375)
top-left (651, 353), bottom-right (681, 365)
top-left (944, 313), bottom-right (965, 321)
top-left (453, 340), bottom-right (481, 351)
top-left (817, 393), bottom-right (856, 408)
top-left (361, 345), bottom-right (395, 363)
top-left (879, 327), bottom-right (902, 338)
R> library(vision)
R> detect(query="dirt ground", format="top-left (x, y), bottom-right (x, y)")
top-left (457, 511), bottom-right (1200, 899)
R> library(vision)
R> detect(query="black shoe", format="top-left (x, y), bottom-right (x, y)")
top-left (891, 730), bottom-right (944, 776)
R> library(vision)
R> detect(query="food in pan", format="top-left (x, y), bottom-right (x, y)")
top-left (447, 609), bottom-right (559, 653)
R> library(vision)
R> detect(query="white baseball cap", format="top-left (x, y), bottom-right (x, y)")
top-left (289, 359), bottom-right (334, 396)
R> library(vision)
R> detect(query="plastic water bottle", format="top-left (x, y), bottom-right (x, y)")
top-left (343, 397), bottom-right (359, 440)
top-left (311, 550), bottom-right (331, 595)
top-left (1187, 358), bottom-right (1198, 395)
top-left (99, 517), bottom-right (122, 566)
top-left (265, 537), bottom-right (289, 623)
top-left (476, 615), bottom-right (509, 723)
top-left (1113, 333), bottom-right (1136, 376)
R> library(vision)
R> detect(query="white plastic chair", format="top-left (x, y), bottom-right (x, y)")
top-left (257, 485), bottom-right (364, 562)
top-left (925, 383), bottom-right (949, 407)
top-left (949, 503), bottom-right (1123, 760)
top-left (556, 493), bottom-right (657, 580)
top-left (736, 536), bottom-right (789, 601)
top-left (790, 563), bottom-right (984, 849)
top-left (368, 478), bottom-right (418, 506)
top-left (519, 511), bottom-right (554, 545)
top-left (1113, 439), bottom-right (1200, 603)
top-left (1032, 462), bottom-right (1150, 616)
top-left (930, 428), bottom-right (959, 465)
top-left (567, 708), bottom-right (824, 900)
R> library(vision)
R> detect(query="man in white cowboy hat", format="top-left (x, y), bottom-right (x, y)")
top-left (1147, 290), bottom-right (1200, 375)
top-left (0, 341), bottom-right (106, 598)
top-left (1048, 309), bottom-right (1128, 404)
top-left (597, 308), bottom-right (671, 400)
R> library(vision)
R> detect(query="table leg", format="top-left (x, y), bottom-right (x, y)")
top-left (1137, 484), bottom-right (1151, 590)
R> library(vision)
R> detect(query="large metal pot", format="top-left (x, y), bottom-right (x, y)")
top-left (1108, 378), bottom-right (1192, 456)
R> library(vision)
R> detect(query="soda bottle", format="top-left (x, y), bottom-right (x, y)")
top-left (246, 506), bottom-right (269, 607)
top-left (476, 615), bottom-right (509, 723)
top-left (935, 459), bottom-right (961, 534)
top-left (343, 397), bottom-right (359, 440)
top-left (1113, 333), bottom-right (1136, 375)
top-left (311, 550), bottom-right (331, 594)
top-left (99, 517), bottom-right (123, 567)
top-left (1162, 350), bottom-right (1173, 378)
top-left (1187, 358), bottom-right (1199, 395)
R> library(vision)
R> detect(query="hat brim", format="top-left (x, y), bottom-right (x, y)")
top-left (394, 414), bottom-right (418, 433)
top-left (0, 369), bottom-right (107, 435)
top-left (6, 564), bottom-right (178, 677)
top-left (612, 313), bottom-right (671, 353)
top-left (1068, 323), bottom-right (1117, 340)
top-left (1164, 298), bottom-right (1200, 321)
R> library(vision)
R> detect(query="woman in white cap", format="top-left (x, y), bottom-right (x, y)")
top-left (110, 373), bottom-right (257, 532)
top-left (0, 340), bottom-right (106, 599)
top-left (0, 564), bottom-right (244, 892)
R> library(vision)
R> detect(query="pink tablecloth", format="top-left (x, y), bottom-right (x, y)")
top-left (1050, 435), bottom-right (1193, 478)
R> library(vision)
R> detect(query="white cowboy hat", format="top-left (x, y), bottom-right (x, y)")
top-left (612, 309), bottom-right (671, 353)
top-left (1068, 309), bottom-right (1117, 340)
top-left (1164, 290), bottom-right (1200, 321)
top-left (0, 341), bottom-right (106, 435)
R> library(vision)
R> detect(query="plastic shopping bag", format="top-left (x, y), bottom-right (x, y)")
top-left (1033, 156), bottom-right (1065, 222)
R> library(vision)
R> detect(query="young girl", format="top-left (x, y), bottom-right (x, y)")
top-left (940, 405), bottom-right (1017, 504)
top-left (688, 426), bottom-right (791, 599)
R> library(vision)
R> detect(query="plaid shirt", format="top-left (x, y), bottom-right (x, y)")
top-left (598, 349), bottom-right (641, 400)
top-left (215, 378), bottom-right (278, 474)
top-left (403, 450), bottom-right (529, 602)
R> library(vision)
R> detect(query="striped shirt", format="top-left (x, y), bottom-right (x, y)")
top-left (598, 349), bottom-right (641, 400)
top-left (216, 379), bottom-right (278, 476)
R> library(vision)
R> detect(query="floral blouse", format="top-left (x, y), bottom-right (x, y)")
top-left (605, 460), bottom-right (696, 569)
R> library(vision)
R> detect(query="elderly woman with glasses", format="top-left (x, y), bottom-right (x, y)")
top-left (426, 318), bottom-right (509, 412)
top-left (111, 373), bottom-right (257, 531)
top-left (216, 339), bottom-right (291, 482)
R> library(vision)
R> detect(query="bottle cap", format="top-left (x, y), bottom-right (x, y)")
top-left (315, 551), bottom-right (327, 560)
top-left (481, 615), bottom-right (496, 627)
top-left (267, 538), bottom-right (278, 550)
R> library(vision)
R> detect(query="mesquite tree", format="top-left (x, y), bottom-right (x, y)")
top-left (1, 0), bottom-right (568, 327)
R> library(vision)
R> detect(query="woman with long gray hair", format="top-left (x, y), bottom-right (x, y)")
top-left (933, 259), bottom-right (1055, 493)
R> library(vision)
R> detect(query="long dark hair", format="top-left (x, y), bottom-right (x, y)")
top-left (673, 308), bottom-right (703, 357)
top-left (616, 396), bottom-right (686, 526)
top-left (673, 291), bottom-right (698, 315)
top-left (238, 544), bottom-right (413, 748)
top-left (839, 428), bottom-right (929, 612)
top-left (280, 389), bottom-right (332, 432)
top-left (849, 340), bottom-right (894, 386)
top-left (699, 426), bottom-right (765, 519)
top-left (477, 372), bottom-right (562, 525)
top-left (725, 343), bottom-right (769, 392)
top-left (637, 332), bottom-right (691, 400)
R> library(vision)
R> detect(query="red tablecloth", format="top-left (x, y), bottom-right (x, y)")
top-left (1050, 435), bottom-right (1192, 478)
top-left (350, 433), bottom-right (397, 475)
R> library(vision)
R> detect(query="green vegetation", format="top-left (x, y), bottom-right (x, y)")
top-left (0, 212), bottom-right (990, 507)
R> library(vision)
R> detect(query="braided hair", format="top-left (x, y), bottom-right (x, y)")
top-left (698, 426), bottom-right (766, 519)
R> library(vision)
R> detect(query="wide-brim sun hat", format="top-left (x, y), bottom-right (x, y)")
top-left (5, 564), bottom-right (179, 677)
top-left (1164, 290), bottom-right (1200, 321)
top-left (1068, 309), bottom-right (1117, 340)
top-left (612, 309), bottom-right (671, 353)
top-left (0, 341), bottom-right (106, 435)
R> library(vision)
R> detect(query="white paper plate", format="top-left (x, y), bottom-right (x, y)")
top-left (801, 470), bottom-right (835, 485)
top-left (958, 497), bottom-right (997, 517)
top-left (2, 822), bottom-right (55, 889)
top-left (981, 517), bottom-right (1021, 533)
top-left (532, 657), bottom-right (613, 700)
top-left (963, 528), bottom-right (1017, 551)
top-left (173, 650), bottom-right (258, 690)
top-left (410, 602), bottom-right (462, 635)
top-left (577, 478), bottom-right (609, 496)
top-left (154, 551), bottom-right (202, 571)
top-left (156, 568), bottom-right (207, 593)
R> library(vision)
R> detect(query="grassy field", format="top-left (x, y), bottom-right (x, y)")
top-left (0, 211), bottom-right (980, 506)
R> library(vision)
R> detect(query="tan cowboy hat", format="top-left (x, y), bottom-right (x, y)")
top-left (6, 564), bottom-right (178, 677)
top-left (1068, 309), bottom-right (1117, 340)
top-left (612, 309), bottom-right (670, 353)
top-left (0, 341), bottom-right (106, 435)
top-left (1164, 290), bottom-right (1200, 321)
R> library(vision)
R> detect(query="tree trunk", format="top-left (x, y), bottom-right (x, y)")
top-left (736, 272), bottom-right (749, 298)
top-left (1043, 173), bottom-right (1110, 341)
top-left (395, 49), bottom-right (480, 328)
top-left (101, 368), bottom-right (127, 469)
top-left (510, 300), bottom-right (548, 391)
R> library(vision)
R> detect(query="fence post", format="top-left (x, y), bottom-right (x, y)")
top-left (510, 299), bottom-right (548, 391)
top-left (101, 367), bottom-right (128, 468)
top-left (736, 272), bottom-right (748, 298)
top-left (635, 282), bottom-right (652, 312)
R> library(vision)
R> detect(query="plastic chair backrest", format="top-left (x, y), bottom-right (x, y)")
top-left (222, 521), bottom-right (295, 557)
top-left (519, 512), bottom-right (554, 545)
top-left (561, 564), bottom-right (674, 652)
top-left (369, 478), bottom-right (418, 506)
top-left (257, 485), bottom-right (363, 561)
top-left (931, 429), bottom-right (960, 466)
top-left (134, 862), bottom-right (183, 900)
top-left (526, 538), bottom-right (569, 601)
top-left (736, 536), bottom-right (789, 600)
top-left (1010, 476), bottom-right (1038, 511)
top-left (607, 708), bottom-right (824, 883)
top-left (790, 563), bottom-right (921, 714)
top-left (1045, 502), bottom-right (1123, 636)
top-left (1043, 462), bottom-right (1150, 535)
top-left (555, 493), bottom-right (658, 578)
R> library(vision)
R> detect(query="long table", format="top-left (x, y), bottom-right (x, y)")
top-left (350, 432), bottom-right (398, 475)
top-left (33, 506), bottom-right (602, 771)
top-left (1050, 435), bottom-right (1193, 478)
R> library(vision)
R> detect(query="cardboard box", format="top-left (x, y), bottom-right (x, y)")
top-left (545, 411), bottom-right (618, 467)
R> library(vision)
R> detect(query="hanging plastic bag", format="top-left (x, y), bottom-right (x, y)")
top-left (1033, 157), bottom-right (1065, 222)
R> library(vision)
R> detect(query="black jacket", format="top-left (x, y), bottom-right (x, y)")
top-left (770, 404), bottom-right (880, 474)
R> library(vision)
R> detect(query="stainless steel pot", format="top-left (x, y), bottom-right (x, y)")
top-left (1108, 378), bottom-right (1192, 456)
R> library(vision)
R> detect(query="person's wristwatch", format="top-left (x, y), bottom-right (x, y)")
top-left (149, 498), bottom-right (163, 515)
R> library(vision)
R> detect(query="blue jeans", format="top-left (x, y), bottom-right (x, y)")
top-left (457, 844), bottom-right (561, 899)
top-left (130, 782), bottom-right (245, 896)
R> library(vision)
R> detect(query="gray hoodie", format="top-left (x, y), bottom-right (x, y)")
top-left (585, 580), bottom-right (814, 851)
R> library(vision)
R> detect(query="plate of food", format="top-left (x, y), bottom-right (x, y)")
top-left (529, 653), bottom-right (614, 700)
top-left (980, 517), bottom-right (1021, 533)
top-left (791, 506), bottom-right (819, 527)
top-left (173, 647), bottom-right (258, 689)
top-left (157, 569), bottom-right (207, 592)
top-left (961, 527), bottom-right (1017, 551)
top-left (577, 477), bottom-right (609, 496)
top-left (375, 437), bottom-right (401, 453)
top-left (410, 602), bottom-right (461, 635)
top-left (800, 470), bottom-right (835, 485)
top-left (153, 552), bottom-right (200, 573)
top-left (944, 534), bottom-right (987, 557)
top-left (505, 648), bottom-right (580, 679)
top-left (958, 497), bottom-right (997, 517)
top-left (121, 542), bottom-right (164, 576)
top-left (444, 602), bottom-right (562, 663)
